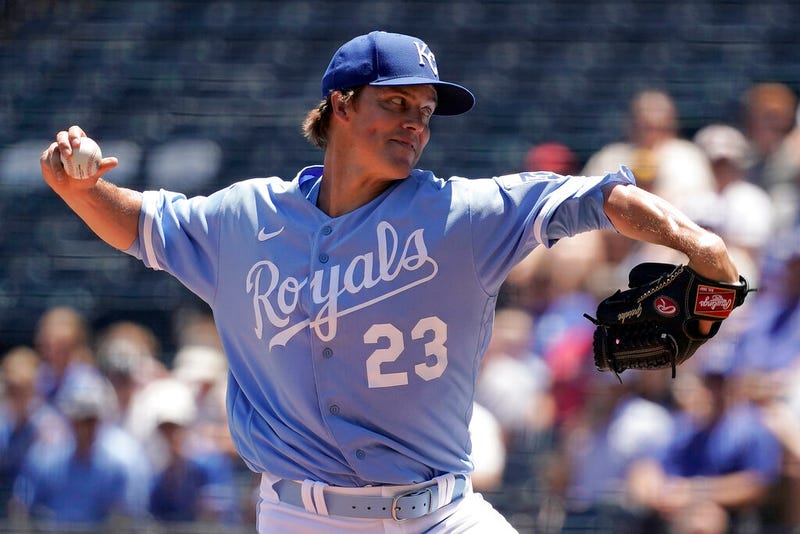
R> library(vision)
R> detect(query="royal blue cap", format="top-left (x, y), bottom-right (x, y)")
top-left (321, 31), bottom-right (475, 116)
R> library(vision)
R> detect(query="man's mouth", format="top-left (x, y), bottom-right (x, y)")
top-left (392, 138), bottom-right (417, 155)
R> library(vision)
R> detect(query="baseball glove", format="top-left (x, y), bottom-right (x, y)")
top-left (584, 263), bottom-right (751, 378)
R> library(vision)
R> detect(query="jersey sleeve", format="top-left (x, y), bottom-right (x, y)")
top-left (124, 187), bottom-right (230, 304)
top-left (468, 166), bottom-right (635, 289)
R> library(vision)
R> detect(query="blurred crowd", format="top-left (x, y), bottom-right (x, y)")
top-left (2, 81), bottom-right (800, 533)
top-left (0, 307), bottom-right (258, 532)
top-left (472, 81), bottom-right (800, 534)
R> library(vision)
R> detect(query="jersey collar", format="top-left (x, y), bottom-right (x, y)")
top-left (296, 165), bottom-right (324, 204)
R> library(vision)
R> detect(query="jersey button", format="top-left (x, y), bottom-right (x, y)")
top-left (322, 348), bottom-right (333, 359)
top-left (356, 449), bottom-right (366, 460)
top-left (322, 226), bottom-right (333, 236)
top-left (319, 253), bottom-right (329, 263)
top-left (329, 404), bottom-right (340, 415)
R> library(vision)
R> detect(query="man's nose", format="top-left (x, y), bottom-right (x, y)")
top-left (403, 110), bottom-right (429, 132)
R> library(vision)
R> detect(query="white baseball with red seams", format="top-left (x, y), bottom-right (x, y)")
top-left (60, 137), bottom-right (102, 179)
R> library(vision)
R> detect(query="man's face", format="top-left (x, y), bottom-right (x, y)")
top-left (344, 84), bottom-right (437, 180)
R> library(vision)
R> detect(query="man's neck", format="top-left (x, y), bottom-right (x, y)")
top-left (318, 152), bottom-right (399, 218)
top-left (317, 172), bottom-right (395, 218)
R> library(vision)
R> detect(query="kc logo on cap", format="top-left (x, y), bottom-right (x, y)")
top-left (414, 41), bottom-right (438, 77)
top-left (321, 31), bottom-right (475, 116)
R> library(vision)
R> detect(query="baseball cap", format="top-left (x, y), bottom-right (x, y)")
top-left (149, 378), bottom-right (197, 428)
top-left (172, 345), bottom-right (227, 385)
top-left (693, 124), bottom-right (750, 169)
top-left (321, 31), bottom-right (475, 116)
top-left (57, 373), bottom-right (114, 421)
top-left (525, 142), bottom-right (578, 175)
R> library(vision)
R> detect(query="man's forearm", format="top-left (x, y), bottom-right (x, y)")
top-left (602, 183), bottom-right (738, 283)
top-left (57, 178), bottom-right (143, 251)
top-left (690, 472), bottom-right (770, 510)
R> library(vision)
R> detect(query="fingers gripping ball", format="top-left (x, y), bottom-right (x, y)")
top-left (60, 137), bottom-right (102, 179)
top-left (584, 263), bottom-right (751, 379)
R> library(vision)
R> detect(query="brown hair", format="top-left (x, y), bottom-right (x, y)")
top-left (302, 88), bottom-right (362, 149)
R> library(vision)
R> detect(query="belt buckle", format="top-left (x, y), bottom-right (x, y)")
top-left (391, 486), bottom-right (433, 521)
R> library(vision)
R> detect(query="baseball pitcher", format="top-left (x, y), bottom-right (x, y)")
top-left (40, 31), bottom-right (744, 533)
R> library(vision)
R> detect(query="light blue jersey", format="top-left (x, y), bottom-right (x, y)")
top-left (126, 165), bottom-right (634, 487)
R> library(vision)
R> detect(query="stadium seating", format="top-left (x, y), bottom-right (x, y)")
top-left (1, 0), bottom-right (799, 352)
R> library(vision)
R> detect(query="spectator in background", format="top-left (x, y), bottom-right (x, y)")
top-left (627, 367), bottom-right (782, 534)
top-left (32, 306), bottom-right (103, 409)
top-left (171, 344), bottom-right (230, 452)
top-left (731, 228), bottom-right (800, 375)
top-left (121, 322), bottom-right (229, 458)
top-left (475, 306), bottom-right (554, 529)
top-left (553, 369), bottom-right (674, 533)
top-left (757, 362), bottom-right (800, 530)
top-left (741, 83), bottom-right (797, 191)
top-left (476, 306), bottom-right (553, 441)
top-left (740, 83), bottom-right (800, 233)
top-left (94, 320), bottom-right (168, 430)
top-left (767, 126), bottom-right (800, 232)
top-left (743, 83), bottom-right (800, 232)
top-left (468, 401), bottom-right (507, 494)
top-left (146, 376), bottom-right (239, 524)
top-left (171, 307), bottom-right (226, 354)
top-left (169, 311), bottom-right (258, 523)
top-left (582, 88), bottom-right (715, 211)
top-left (503, 232), bottom-right (607, 426)
top-left (524, 142), bottom-right (579, 176)
top-left (124, 332), bottom-right (241, 526)
top-left (690, 123), bottom-right (774, 284)
top-left (0, 346), bottom-right (68, 519)
top-left (709, 225), bottom-right (800, 532)
top-left (579, 90), bottom-right (722, 298)
top-left (171, 344), bottom-right (244, 523)
top-left (11, 372), bottom-right (150, 528)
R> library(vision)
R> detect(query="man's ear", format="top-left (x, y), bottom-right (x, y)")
top-left (330, 91), bottom-right (351, 121)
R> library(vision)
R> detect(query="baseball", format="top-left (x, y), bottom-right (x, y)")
top-left (60, 137), bottom-right (102, 179)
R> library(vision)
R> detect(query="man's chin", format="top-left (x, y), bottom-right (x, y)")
top-left (384, 162), bottom-right (415, 180)
top-left (386, 146), bottom-right (419, 175)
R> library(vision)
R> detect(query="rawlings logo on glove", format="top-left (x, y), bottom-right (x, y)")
top-left (655, 297), bottom-right (678, 316)
top-left (695, 287), bottom-right (737, 317)
top-left (584, 263), bottom-right (751, 379)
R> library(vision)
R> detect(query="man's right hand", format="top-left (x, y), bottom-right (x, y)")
top-left (40, 125), bottom-right (118, 193)
top-left (39, 125), bottom-right (141, 251)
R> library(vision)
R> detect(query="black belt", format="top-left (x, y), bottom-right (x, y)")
top-left (272, 474), bottom-right (469, 521)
